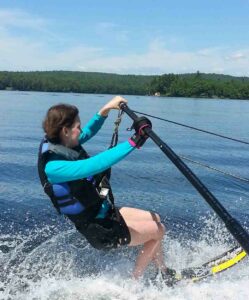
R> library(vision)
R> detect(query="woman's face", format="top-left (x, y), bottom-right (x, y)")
top-left (61, 116), bottom-right (82, 148)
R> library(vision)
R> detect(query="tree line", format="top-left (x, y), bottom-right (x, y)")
top-left (150, 72), bottom-right (249, 100)
top-left (0, 71), bottom-right (153, 95)
top-left (0, 71), bottom-right (248, 100)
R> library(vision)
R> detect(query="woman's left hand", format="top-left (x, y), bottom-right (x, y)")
top-left (99, 96), bottom-right (128, 116)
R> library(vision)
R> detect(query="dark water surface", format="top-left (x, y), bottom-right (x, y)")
top-left (0, 91), bottom-right (249, 299)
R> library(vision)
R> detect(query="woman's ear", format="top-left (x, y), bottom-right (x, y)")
top-left (62, 126), bottom-right (69, 137)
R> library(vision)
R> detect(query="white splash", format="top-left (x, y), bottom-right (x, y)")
top-left (1, 216), bottom-right (248, 300)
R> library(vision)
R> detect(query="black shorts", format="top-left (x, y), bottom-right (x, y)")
top-left (69, 207), bottom-right (131, 250)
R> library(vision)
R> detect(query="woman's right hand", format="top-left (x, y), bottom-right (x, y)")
top-left (98, 96), bottom-right (128, 116)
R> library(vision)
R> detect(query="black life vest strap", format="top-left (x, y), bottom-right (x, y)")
top-left (108, 188), bottom-right (115, 205)
top-left (57, 199), bottom-right (78, 207)
top-left (55, 195), bottom-right (71, 201)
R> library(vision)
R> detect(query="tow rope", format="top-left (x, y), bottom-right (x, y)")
top-left (109, 109), bottom-right (124, 149)
top-left (180, 154), bottom-right (249, 183)
top-left (132, 110), bottom-right (249, 146)
top-left (130, 110), bottom-right (249, 183)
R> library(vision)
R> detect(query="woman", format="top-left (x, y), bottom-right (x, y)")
top-left (38, 95), bottom-right (176, 284)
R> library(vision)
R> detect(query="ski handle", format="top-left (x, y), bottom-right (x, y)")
top-left (120, 102), bottom-right (249, 255)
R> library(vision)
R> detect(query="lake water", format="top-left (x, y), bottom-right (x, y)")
top-left (0, 91), bottom-right (249, 299)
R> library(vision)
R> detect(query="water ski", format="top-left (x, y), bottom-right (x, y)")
top-left (152, 246), bottom-right (247, 287)
top-left (178, 246), bottom-right (246, 283)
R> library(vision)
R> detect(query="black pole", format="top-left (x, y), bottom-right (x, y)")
top-left (121, 103), bottom-right (249, 254)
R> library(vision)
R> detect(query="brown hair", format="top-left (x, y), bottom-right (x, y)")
top-left (42, 103), bottom-right (79, 144)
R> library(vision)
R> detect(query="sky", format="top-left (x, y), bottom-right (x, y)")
top-left (0, 0), bottom-right (248, 76)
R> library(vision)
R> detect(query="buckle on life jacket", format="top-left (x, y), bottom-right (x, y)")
top-left (98, 176), bottom-right (110, 199)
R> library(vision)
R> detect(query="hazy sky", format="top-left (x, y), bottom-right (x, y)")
top-left (0, 0), bottom-right (248, 75)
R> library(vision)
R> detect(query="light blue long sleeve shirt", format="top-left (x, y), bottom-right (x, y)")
top-left (45, 113), bottom-right (135, 184)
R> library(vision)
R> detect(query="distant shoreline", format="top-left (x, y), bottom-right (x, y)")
top-left (1, 89), bottom-right (248, 102)
top-left (0, 71), bottom-right (248, 100)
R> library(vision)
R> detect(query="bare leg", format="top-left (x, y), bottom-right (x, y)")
top-left (152, 241), bottom-right (167, 272)
top-left (119, 207), bottom-right (167, 279)
top-left (120, 207), bottom-right (161, 222)
top-left (133, 239), bottom-right (162, 278)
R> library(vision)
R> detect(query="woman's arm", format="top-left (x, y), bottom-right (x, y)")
top-left (79, 113), bottom-right (107, 144)
top-left (98, 95), bottom-right (127, 117)
top-left (79, 95), bottom-right (128, 144)
top-left (45, 141), bottom-right (135, 184)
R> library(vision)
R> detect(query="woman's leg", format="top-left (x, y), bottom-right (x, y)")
top-left (119, 207), bottom-right (166, 272)
top-left (119, 207), bottom-right (167, 278)
top-left (120, 207), bottom-right (166, 268)
top-left (119, 207), bottom-right (161, 222)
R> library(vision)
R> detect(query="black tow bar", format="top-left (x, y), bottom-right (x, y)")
top-left (120, 103), bottom-right (249, 255)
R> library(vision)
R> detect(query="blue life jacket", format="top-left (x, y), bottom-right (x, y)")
top-left (37, 138), bottom-right (113, 221)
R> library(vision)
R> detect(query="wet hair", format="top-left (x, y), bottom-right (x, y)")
top-left (42, 103), bottom-right (79, 144)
